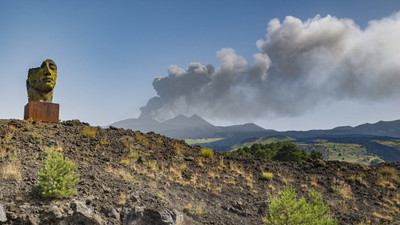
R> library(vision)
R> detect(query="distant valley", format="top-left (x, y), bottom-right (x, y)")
top-left (109, 115), bottom-right (400, 163)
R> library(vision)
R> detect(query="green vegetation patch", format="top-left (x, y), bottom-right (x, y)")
top-left (232, 136), bottom-right (295, 150)
top-left (316, 142), bottom-right (384, 165)
top-left (264, 186), bottom-right (337, 224)
top-left (200, 148), bottom-right (214, 158)
top-left (37, 151), bottom-right (80, 198)
top-left (233, 142), bottom-right (322, 162)
top-left (372, 139), bottom-right (400, 152)
top-left (185, 138), bottom-right (224, 145)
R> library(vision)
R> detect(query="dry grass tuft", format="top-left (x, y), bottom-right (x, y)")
top-left (376, 166), bottom-right (400, 188)
top-left (1, 161), bottom-right (22, 182)
top-left (117, 192), bottom-right (128, 205)
top-left (372, 211), bottom-right (393, 221)
top-left (81, 127), bottom-right (97, 139)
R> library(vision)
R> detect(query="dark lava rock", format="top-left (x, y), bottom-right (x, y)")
top-left (124, 207), bottom-right (183, 225)
top-left (0, 119), bottom-right (399, 225)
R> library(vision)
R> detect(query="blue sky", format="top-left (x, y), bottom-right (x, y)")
top-left (0, 0), bottom-right (400, 130)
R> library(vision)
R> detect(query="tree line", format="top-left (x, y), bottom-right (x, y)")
top-left (234, 142), bottom-right (323, 162)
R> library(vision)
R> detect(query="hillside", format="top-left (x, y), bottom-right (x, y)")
top-left (0, 119), bottom-right (400, 224)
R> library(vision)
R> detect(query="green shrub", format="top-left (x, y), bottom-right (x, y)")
top-left (200, 148), bottom-right (214, 158)
top-left (309, 148), bottom-right (323, 159)
top-left (264, 186), bottom-right (337, 225)
top-left (37, 151), bottom-right (80, 198)
top-left (262, 172), bottom-right (274, 181)
top-left (273, 143), bottom-right (308, 162)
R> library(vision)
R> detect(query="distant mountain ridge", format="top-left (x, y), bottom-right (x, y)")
top-left (109, 116), bottom-right (400, 152)
top-left (108, 114), bottom-right (267, 139)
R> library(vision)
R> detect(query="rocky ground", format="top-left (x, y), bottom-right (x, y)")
top-left (0, 119), bottom-right (399, 224)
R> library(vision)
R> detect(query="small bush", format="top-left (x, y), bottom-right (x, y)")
top-left (200, 148), bottom-right (214, 158)
top-left (81, 127), bottom-right (97, 139)
top-left (37, 151), bottom-right (80, 198)
top-left (265, 186), bottom-right (337, 225)
top-left (262, 172), bottom-right (274, 181)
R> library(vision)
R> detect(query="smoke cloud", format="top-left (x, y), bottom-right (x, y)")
top-left (140, 13), bottom-right (400, 121)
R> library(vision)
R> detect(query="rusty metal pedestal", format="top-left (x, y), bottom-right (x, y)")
top-left (24, 102), bottom-right (59, 123)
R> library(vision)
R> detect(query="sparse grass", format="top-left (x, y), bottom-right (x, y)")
top-left (15, 188), bottom-right (23, 201)
top-left (0, 147), bottom-right (6, 159)
top-left (217, 158), bottom-right (226, 171)
top-left (262, 172), bottom-right (274, 181)
top-left (193, 206), bottom-right (206, 218)
top-left (190, 173), bottom-right (197, 185)
top-left (120, 136), bottom-right (135, 149)
top-left (43, 145), bottom-right (63, 154)
top-left (196, 158), bottom-right (203, 167)
top-left (268, 184), bottom-right (275, 191)
top-left (185, 203), bottom-right (206, 218)
top-left (177, 163), bottom-right (187, 170)
top-left (174, 142), bottom-right (183, 156)
top-left (376, 166), bottom-right (400, 188)
top-left (331, 178), bottom-right (352, 199)
top-left (100, 137), bottom-right (109, 145)
top-left (107, 166), bottom-right (136, 183)
top-left (22, 123), bottom-right (32, 131)
top-left (4, 132), bottom-right (13, 143)
top-left (214, 186), bottom-right (222, 195)
top-left (1, 161), bottom-right (21, 182)
top-left (8, 125), bottom-right (17, 132)
top-left (356, 220), bottom-right (371, 225)
top-left (81, 127), bottom-right (97, 139)
top-left (128, 151), bottom-right (139, 161)
top-left (246, 173), bottom-right (254, 189)
top-left (329, 200), bottom-right (348, 214)
top-left (120, 158), bottom-right (130, 167)
top-left (223, 177), bottom-right (236, 185)
top-left (31, 132), bottom-right (42, 144)
top-left (117, 192), bottom-right (128, 205)
top-left (200, 148), bottom-right (214, 158)
top-left (175, 179), bottom-right (190, 186)
top-left (143, 159), bottom-right (158, 171)
top-left (372, 211), bottom-right (393, 221)
top-left (170, 167), bottom-right (182, 179)
top-left (310, 175), bottom-right (319, 187)
top-left (157, 191), bottom-right (165, 199)
top-left (136, 134), bottom-right (149, 147)
top-left (33, 122), bottom-right (44, 128)
top-left (359, 163), bottom-right (368, 171)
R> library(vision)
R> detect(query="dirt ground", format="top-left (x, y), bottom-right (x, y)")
top-left (0, 119), bottom-right (399, 224)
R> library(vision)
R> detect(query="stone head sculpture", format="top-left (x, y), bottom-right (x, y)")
top-left (27, 59), bottom-right (57, 103)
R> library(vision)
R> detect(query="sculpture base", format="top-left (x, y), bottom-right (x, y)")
top-left (24, 102), bottom-right (59, 123)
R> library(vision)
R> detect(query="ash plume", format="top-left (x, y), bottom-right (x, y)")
top-left (140, 13), bottom-right (400, 121)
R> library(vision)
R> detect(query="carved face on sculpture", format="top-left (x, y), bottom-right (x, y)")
top-left (27, 59), bottom-right (58, 102)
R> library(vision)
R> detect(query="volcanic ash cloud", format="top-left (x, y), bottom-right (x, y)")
top-left (140, 13), bottom-right (400, 121)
